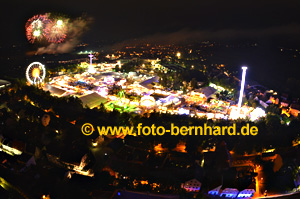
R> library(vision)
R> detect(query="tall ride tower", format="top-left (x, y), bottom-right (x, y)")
top-left (88, 53), bottom-right (95, 73)
top-left (238, 66), bottom-right (247, 110)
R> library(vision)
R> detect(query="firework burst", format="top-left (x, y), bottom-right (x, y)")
top-left (26, 13), bottom-right (70, 44)
top-left (44, 18), bottom-right (69, 43)
top-left (25, 14), bottom-right (51, 43)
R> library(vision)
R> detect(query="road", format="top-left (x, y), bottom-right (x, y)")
top-left (0, 176), bottom-right (28, 198)
top-left (257, 192), bottom-right (300, 199)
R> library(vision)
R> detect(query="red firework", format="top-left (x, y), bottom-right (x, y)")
top-left (44, 18), bottom-right (68, 43)
top-left (25, 14), bottom-right (52, 43)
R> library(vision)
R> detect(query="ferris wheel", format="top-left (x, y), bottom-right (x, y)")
top-left (26, 62), bottom-right (46, 85)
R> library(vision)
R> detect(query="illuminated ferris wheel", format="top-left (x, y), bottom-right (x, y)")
top-left (26, 62), bottom-right (46, 85)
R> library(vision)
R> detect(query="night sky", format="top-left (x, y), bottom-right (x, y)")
top-left (1, 0), bottom-right (300, 45)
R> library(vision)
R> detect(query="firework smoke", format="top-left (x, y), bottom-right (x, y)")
top-left (36, 17), bottom-right (91, 54)
top-left (25, 13), bottom-right (92, 54)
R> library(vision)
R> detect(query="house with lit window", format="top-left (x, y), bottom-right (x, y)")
top-left (290, 103), bottom-right (300, 117)
top-left (181, 179), bottom-right (201, 192)
top-left (237, 189), bottom-right (255, 198)
top-left (46, 142), bottom-right (95, 177)
top-left (280, 99), bottom-right (289, 108)
top-left (220, 188), bottom-right (239, 198)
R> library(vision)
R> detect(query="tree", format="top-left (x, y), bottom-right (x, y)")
top-left (99, 103), bottom-right (106, 112)
top-left (114, 65), bottom-right (121, 72)
top-left (172, 76), bottom-right (181, 90)
top-left (266, 105), bottom-right (281, 115)
top-left (190, 78), bottom-right (197, 90)
top-left (182, 86), bottom-right (187, 94)
top-left (252, 102), bottom-right (258, 108)
top-left (121, 61), bottom-right (137, 73)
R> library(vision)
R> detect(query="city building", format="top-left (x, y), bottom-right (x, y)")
top-left (290, 103), bottom-right (300, 117)
top-left (181, 179), bottom-right (201, 192)
top-left (220, 188), bottom-right (239, 198)
top-left (195, 86), bottom-right (217, 99)
top-left (237, 189), bottom-right (255, 198)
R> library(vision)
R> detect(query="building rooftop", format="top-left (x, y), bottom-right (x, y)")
top-left (44, 84), bottom-right (67, 97)
top-left (139, 76), bottom-right (159, 89)
top-left (79, 92), bottom-right (107, 108)
top-left (195, 86), bottom-right (217, 98)
top-left (0, 79), bottom-right (11, 89)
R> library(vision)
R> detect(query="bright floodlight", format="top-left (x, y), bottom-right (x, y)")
top-left (26, 62), bottom-right (46, 85)
top-left (250, 107), bottom-right (266, 121)
top-left (238, 66), bottom-right (247, 109)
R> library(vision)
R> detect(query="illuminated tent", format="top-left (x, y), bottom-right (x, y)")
top-left (79, 92), bottom-right (107, 109)
top-left (44, 84), bottom-right (67, 97)
top-left (139, 76), bottom-right (159, 89)
top-left (195, 86), bottom-right (217, 99)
